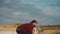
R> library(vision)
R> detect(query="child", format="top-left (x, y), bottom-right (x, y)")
top-left (33, 27), bottom-right (38, 34)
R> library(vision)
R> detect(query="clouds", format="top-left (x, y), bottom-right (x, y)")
top-left (12, 11), bottom-right (29, 17)
top-left (50, 0), bottom-right (60, 7)
top-left (0, 0), bottom-right (60, 25)
top-left (42, 6), bottom-right (60, 17)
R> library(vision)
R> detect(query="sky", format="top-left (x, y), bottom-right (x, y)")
top-left (0, 0), bottom-right (60, 25)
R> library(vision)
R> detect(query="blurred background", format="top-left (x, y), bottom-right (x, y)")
top-left (0, 0), bottom-right (60, 34)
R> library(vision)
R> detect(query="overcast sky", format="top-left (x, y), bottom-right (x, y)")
top-left (0, 0), bottom-right (60, 25)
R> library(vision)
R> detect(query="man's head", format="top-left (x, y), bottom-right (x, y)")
top-left (31, 20), bottom-right (37, 25)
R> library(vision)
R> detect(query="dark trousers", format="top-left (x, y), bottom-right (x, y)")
top-left (16, 28), bottom-right (28, 34)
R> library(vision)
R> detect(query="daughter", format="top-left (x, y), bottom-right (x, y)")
top-left (33, 27), bottom-right (38, 34)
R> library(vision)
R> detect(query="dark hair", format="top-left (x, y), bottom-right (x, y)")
top-left (31, 20), bottom-right (37, 23)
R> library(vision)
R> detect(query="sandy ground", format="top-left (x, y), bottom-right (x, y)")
top-left (43, 30), bottom-right (60, 34)
top-left (0, 31), bottom-right (17, 34)
top-left (0, 30), bottom-right (60, 34)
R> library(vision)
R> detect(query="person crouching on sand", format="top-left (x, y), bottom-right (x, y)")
top-left (16, 20), bottom-right (38, 34)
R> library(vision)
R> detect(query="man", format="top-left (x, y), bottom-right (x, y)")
top-left (16, 20), bottom-right (38, 34)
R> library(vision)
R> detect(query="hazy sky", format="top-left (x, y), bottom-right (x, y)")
top-left (0, 0), bottom-right (60, 25)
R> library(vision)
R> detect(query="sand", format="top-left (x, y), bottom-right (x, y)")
top-left (0, 31), bottom-right (17, 34)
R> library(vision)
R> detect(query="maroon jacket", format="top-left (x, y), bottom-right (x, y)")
top-left (17, 23), bottom-right (34, 34)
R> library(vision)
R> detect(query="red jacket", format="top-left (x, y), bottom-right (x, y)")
top-left (17, 23), bottom-right (34, 34)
